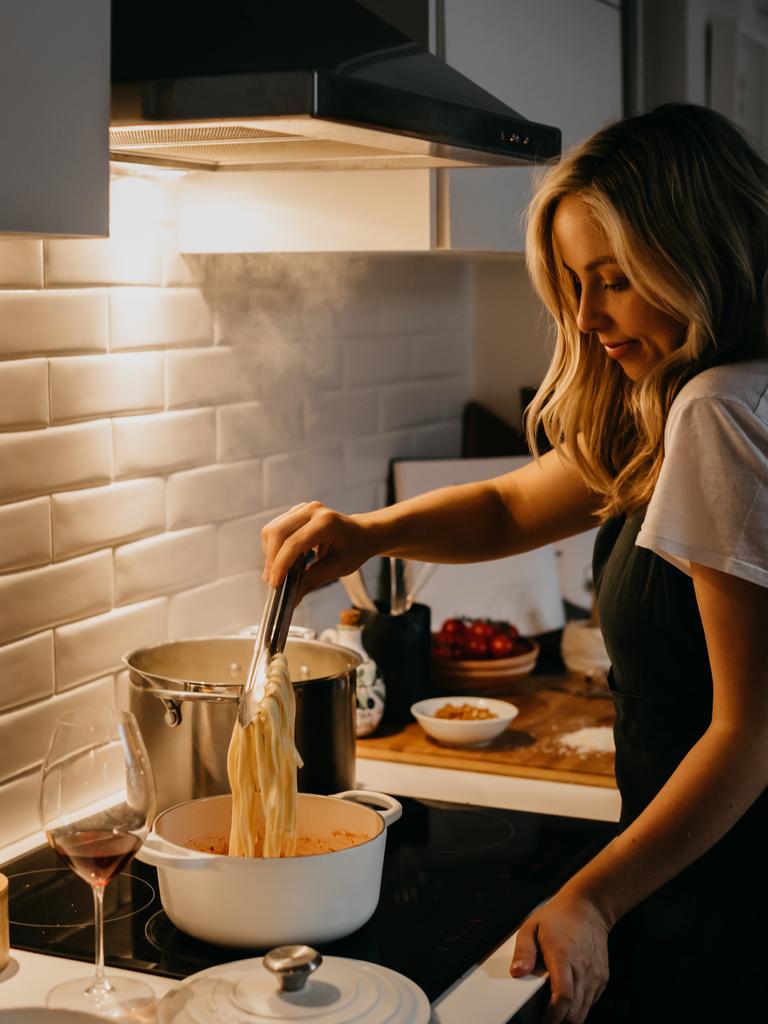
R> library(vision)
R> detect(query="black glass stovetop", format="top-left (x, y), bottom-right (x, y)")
top-left (4, 797), bottom-right (615, 1004)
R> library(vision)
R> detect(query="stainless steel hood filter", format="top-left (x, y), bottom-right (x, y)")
top-left (109, 0), bottom-right (561, 171)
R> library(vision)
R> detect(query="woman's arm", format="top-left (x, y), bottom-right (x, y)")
top-left (262, 448), bottom-right (599, 590)
top-left (510, 563), bottom-right (768, 1024)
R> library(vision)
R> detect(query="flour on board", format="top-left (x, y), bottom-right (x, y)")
top-left (556, 726), bottom-right (615, 755)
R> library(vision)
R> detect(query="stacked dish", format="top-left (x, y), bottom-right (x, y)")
top-left (432, 640), bottom-right (539, 696)
top-left (560, 621), bottom-right (610, 682)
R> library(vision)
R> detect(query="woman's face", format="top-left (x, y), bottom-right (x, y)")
top-left (552, 196), bottom-right (685, 380)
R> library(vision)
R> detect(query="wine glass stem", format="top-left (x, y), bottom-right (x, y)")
top-left (88, 883), bottom-right (111, 995)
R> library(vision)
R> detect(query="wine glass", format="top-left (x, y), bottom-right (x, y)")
top-left (39, 707), bottom-right (156, 1018)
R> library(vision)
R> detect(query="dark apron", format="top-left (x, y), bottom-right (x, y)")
top-left (584, 511), bottom-right (767, 1022)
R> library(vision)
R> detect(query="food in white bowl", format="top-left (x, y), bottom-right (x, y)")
top-left (411, 696), bottom-right (519, 747)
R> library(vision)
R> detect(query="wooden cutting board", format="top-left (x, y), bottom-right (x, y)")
top-left (356, 675), bottom-right (617, 788)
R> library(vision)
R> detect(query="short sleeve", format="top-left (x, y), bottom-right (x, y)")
top-left (636, 391), bottom-right (768, 588)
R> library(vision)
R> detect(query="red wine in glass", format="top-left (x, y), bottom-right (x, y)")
top-left (51, 830), bottom-right (142, 887)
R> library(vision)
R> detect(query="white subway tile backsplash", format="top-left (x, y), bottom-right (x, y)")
top-left (52, 479), bottom-right (165, 560)
top-left (258, 334), bottom-right (343, 396)
top-left (410, 333), bottom-right (472, 379)
top-left (0, 631), bottom-right (55, 712)
top-left (167, 460), bottom-right (262, 529)
top-left (168, 571), bottom-right (264, 639)
top-left (0, 769), bottom-right (43, 849)
top-left (317, 481), bottom-right (382, 516)
top-left (0, 214), bottom-right (477, 851)
top-left (217, 400), bottom-right (304, 462)
top-left (0, 289), bottom-right (108, 357)
top-left (0, 675), bottom-right (114, 783)
top-left (375, 257), bottom-right (471, 334)
top-left (45, 223), bottom-right (164, 286)
top-left (305, 389), bottom-right (376, 443)
top-left (114, 526), bottom-right (218, 605)
top-left (262, 446), bottom-right (342, 508)
top-left (113, 408), bottom-right (216, 477)
top-left (217, 513), bottom-right (270, 576)
top-left (441, 376), bottom-right (472, 420)
top-left (54, 599), bottom-right (167, 691)
top-left (215, 255), bottom-right (355, 335)
top-left (326, 258), bottom-right (470, 338)
top-left (341, 335), bottom-right (414, 387)
top-left (299, 579), bottom-right (349, 636)
top-left (50, 352), bottom-right (164, 422)
top-left (0, 552), bottom-right (112, 646)
top-left (0, 240), bottom-right (44, 288)
top-left (109, 287), bottom-right (213, 351)
top-left (166, 347), bottom-right (258, 407)
top-left (0, 421), bottom-right (112, 504)
top-left (409, 420), bottom-right (463, 458)
top-left (344, 431), bottom-right (410, 488)
top-left (0, 359), bottom-right (49, 430)
top-left (0, 497), bottom-right (51, 573)
top-left (379, 381), bottom-right (447, 432)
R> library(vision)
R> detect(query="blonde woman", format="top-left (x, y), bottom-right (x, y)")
top-left (262, 104), bottom-right (768, 1022)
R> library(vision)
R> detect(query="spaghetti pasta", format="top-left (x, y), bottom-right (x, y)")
top-left (226, 652), bottom-right (303, 858)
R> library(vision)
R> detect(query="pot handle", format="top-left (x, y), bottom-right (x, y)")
top-left (136, 833), bottom-right (215, 870)
top-left (333, 789), bottom-right (402, 827)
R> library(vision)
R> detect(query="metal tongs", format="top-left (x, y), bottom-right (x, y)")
top-left (238, 553), bottom-right (311, 727)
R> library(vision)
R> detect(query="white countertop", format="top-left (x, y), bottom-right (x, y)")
top-left (0, 760), bottom-right (620, 1022)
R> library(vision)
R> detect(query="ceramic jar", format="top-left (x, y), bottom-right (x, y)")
top-left (321, 609), bottom-right (386, 737)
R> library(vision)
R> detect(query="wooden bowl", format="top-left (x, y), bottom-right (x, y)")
top-left (432, 640), bottom-right (539, 696)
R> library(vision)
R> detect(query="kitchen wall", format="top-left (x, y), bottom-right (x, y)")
top-left (472, 255), bottom-right (553, 429)
top-left (0, 168), bottom-right (501, 848)
top-left (642, 0), bottom-right (767, 111)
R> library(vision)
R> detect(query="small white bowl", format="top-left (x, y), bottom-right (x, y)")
top-left (411, 696), bottom-right (519, 747)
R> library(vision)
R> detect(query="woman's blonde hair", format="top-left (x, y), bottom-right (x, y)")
top-left (524, 103), bottom-right (768, 518)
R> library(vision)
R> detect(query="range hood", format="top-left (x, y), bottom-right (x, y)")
top-left (109, 0), bottom-right (561, 172)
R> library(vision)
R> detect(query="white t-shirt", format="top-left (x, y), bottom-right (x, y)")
top-left (636, 359), bottom-right (768, 588)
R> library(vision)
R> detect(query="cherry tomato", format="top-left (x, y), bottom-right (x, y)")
top-left (464, 636), bottom-right (490, 659)
top-left (512, 639), bottom-right (533, 656)
top-left (490, 619), bottom-right (520, 638)
top-left (469, 619), bottom-right (495, 639)
top-left (440, 626), bottom-right (470, 649)
top-left (433, 643), bottom-right (453, 660)
top-left (441, 617), bottom-right (467, 637)
top-left (489, 633), bottom-right (515, 659)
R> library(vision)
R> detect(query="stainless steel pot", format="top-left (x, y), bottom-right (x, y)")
top-left (124, 636), bottom-right (360, 813)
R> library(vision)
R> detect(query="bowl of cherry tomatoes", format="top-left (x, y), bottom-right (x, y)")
top-left (431, 617), bottom-right (539, 695)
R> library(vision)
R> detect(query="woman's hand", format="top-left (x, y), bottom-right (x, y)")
top-left (262, 501), bottom-right (378, 598)
top-left (509, 890), bottom-right (611, 1024)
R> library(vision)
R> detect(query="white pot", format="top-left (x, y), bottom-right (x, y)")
top-left (137, 790), bottom-right (401, 948)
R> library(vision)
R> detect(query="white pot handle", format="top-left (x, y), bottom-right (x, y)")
top-left (136, 833), bottom-right (215, 870)
top-left (333, 789), bottom-right (402, 827)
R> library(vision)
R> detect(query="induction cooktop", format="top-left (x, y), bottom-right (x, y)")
top-left (4, 796), bottom-right (616, 1004)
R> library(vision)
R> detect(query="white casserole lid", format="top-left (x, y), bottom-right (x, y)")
top-left (157, 948), bottom-right (430, 1024)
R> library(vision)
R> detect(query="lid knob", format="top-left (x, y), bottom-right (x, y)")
top-left (263, 945), bottom-right (322, 992)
